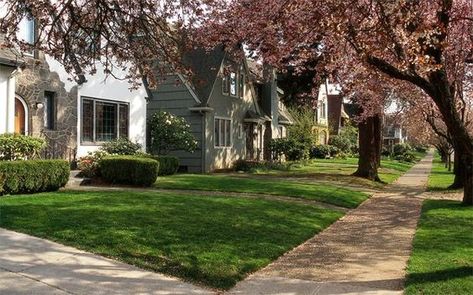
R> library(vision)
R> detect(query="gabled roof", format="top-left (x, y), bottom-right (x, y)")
top-left (182, 46), bottom-right (225, 106)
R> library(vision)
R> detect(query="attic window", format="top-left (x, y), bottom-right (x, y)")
top-left (222, 75), bottom-right (229, 95)
top-left (238, 72), bottom-right (244, 98)
top-left (229, 72), bottom-right (237, 96)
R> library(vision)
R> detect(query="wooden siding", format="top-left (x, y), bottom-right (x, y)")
top-left (147, 75), bottom-right (203, 173)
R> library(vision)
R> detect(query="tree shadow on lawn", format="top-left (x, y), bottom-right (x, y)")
top-left (0, 191), bottom-right (343, 290)
top-left (406, 266), bottom-right (473, 285)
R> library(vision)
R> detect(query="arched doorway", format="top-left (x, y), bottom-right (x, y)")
top-left (14, 96), bottom-right (28, 135)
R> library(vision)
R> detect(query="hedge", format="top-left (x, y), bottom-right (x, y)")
top-left (100, 156), bottom-right (159, 186)
top-left (0, 160), bottom-right (70, 195)
top-left (146, 155), bottom-right (179, 176)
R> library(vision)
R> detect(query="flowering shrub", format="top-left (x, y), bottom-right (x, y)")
top-left (101, 138), bottom-right (142, 155)
top-left (77, 150), bottom-right (109, 178)
top-left (148, 111), bottom-right (198, 155)
top-left (0, 133), bottom-right (45, 161)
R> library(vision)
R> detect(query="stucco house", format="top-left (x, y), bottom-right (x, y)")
top-left (146, 48), bottom-right (293, 173)
top-left (0, 18), bottom-right (147, 161)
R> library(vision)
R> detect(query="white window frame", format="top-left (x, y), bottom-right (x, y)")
top-left (214, 116), bottom-right (232, 148)
top-left (229, 72), bottom-right (238, 97)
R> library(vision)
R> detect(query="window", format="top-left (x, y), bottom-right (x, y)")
top-left (222, 74), bottom-right (229, 95)
top-left (19, 17), bottom-right (35, 55)
top-left (229, 72), bottom-right (237, 96)
top-left (320, 101), bottom-right (327, 119)
top-left (214, 118), bottom-right (232, 147)
top-left (81, 97), bottom-right (129, 143)
top-left (44, 91), bottom-right (56, 130)
top-left (222, 66), bottom-right (245, 98)
top-left (238, 71), bottom-right (245, 98)
top-left (238, 123), bottom-right (243, 139)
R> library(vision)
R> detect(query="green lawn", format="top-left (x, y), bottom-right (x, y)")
top-left (428, 152), bottom-right (456, 191)
top-left (257, 156), bottom-right (422, 185)
top-left (0, 190), bottom-right (343, 290)
top-left (405, 200), bottom-right (473, 295)
top-left (155, 174), bottom-right (369, 208)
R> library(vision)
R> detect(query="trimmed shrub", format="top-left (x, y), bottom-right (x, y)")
top-left (101, 138), bottom-right (142, 155)
top-left (156, 156), bottom-right (179, 176)
top-left (0, 160), bottom-right (70, 195)
top-left (0, 133), bottom-right (45, 160)
top-left (310, 145), bottom-right (332, 159)
top-left (100, 156), bottom-right (159, 186)
top-left (0, 173), bottom-right (5, 195)
top-left (145, 155), bottom-right (179, 176)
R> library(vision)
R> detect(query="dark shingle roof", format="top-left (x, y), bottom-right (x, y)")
top-left (183, 46), bottom-right (225, 105)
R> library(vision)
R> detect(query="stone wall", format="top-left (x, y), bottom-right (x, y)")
top-left (16, 55), bottom-right (78, 162)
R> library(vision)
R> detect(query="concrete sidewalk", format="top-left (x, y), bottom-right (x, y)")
top-left (0, 229), bottom-right (213, 295)
top-left (228, 151), bottom-right (435, 295)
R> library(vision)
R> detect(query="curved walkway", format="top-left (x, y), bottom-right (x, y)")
top-left (228, 150), bottom-right (434, 295)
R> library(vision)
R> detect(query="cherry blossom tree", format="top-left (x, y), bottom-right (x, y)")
top-left (194, 0), bottom-right (473, 205)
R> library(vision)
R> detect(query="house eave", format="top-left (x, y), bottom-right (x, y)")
top-left (189, 106), bottom-right (214, 112)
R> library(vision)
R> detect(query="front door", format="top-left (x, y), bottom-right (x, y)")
top-left (14, 98), bottom-right (26, 134)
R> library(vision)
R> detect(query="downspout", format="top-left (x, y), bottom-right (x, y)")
top-left (201, 112), bottom-right (206, 173)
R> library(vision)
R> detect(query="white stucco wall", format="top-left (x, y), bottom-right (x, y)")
top-left (46, 57), bottom-right (147, 158)
top-left (0, 66), bottom-right (17, 134)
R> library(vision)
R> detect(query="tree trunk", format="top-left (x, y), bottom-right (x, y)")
top-left (449, 149), bottom-right (465, 189)
top-left (374, 114), bottom-right (382, 168)
top-left (462, 152), bottom-right (473, 205)
top-left (354, 114), bottom-right (382, 181)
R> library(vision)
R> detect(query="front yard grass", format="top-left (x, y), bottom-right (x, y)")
top-left (0, 190), bottom-right (343, 290)
top-left (155, 174), bottom-right (369, 208)
top-left (405, 200), bottom-right (473, 295)
top-left (428, 152), bottom-right (456, 191)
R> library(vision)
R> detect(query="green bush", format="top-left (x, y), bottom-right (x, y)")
top-left (329, 135), bottom-right (352, 153)
top-left (269, 138), bottom-right (308, 161)
top-left (101, 138), bottom-right (142, 155)
top-left (148, 111), bottom-right (198, 155)
top-left (310, 145), bottom-right (332, 159)
top-left (100, 156), bottom-right (159, 186)
top-left (394, 150), bottom-right (417, 163)
top-left (0, 160), bottom-right (70, 195)
top-left (0, 133), bottom-right (45, 160)
top-left (393, 143), bottom-right (413, 156)
top-left (146, 155), bottom-right (179, 176)
top-left (0, 173), bottom-right (5, 195)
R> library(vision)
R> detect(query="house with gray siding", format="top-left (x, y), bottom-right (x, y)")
top-left (147, 48), bottom-right (293, 173)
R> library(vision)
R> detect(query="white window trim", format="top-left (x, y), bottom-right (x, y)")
top-left (214, 116), bottom-right (232, 148)
top-left (80, 96), bottom-right (130, 145)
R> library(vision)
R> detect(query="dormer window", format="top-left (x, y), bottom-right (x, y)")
top-left (222, 66), bottom-right (245, 98)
